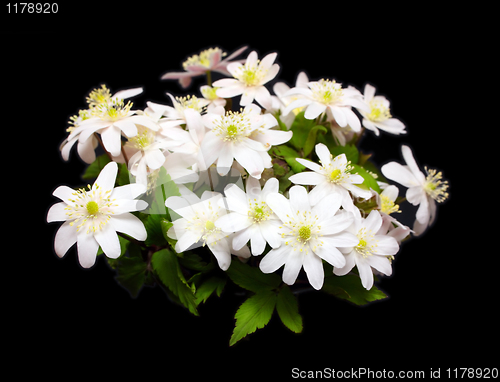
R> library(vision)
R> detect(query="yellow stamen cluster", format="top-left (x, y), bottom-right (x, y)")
top-left (355, 227), bottom-right (378, 258)
top-left (380, 195), bottom-right (401, 215)
top-left (248, 200), bottom-right (271, 223)
top-left (182, 47), bottom-right (226, 70)
top-left (174, 95), bottom-right (206, 114)
top-left (424, 167), bottom-right (449, 203)
top-left (368, 99), bottom-right (392, 122)
top-left (233, 61), bottom-right (268, 86)
top-left (212, 110), bottom-right (251, 142)
top-left (281, 210), bottom-right (323, 254)
top-left (310, 79), bottom-right (343, 104)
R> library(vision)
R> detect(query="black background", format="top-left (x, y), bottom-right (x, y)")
top-left (3, 5), bottom-right (494, 379)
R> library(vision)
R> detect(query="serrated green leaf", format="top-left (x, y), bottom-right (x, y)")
top-left (230, 291), bottom-right (277, 346)
top-left (178, 252), bottom-right (214, 273)
top-left (195, 276), bottom-right (227, 305)
top-left (276, 285), bottom-right (303, 333)
top-left (144, 213), bottom-right (167, 247)
top-left (115, 243), bottom-right (147, 298)
top-left (226, 260), bottom-right (281, 293)
top-left (303, 125), bottom-right (328, 157)
top-left (152, 248), bottom-right (199, 316)
top-left (322, 273), bottom-right (387, 305)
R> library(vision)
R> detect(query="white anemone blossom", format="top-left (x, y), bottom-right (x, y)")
top-left (259, 185), bottom-right (358, 290)
top-left (381, 145), bottom-right (449, 235)
top-left (213, 51), bottom-right (280, 109)
top-left (289, 143), bottom-right (372, 211)
top-left (46, 162), bottom-right (148, 268)
top-left (357, 84), bottom-right (406, 136)
top-left (215, 177), bottom-right (282, 256)
top-left (283, 79), bottom-right (369, 132)
top-left (165, 189), bottom-right (250, 271)
top-left (200, 104), bottom-right (292, 179)
top-left (334, 209), bottom-right (399, 290)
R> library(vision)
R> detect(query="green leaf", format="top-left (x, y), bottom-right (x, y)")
top-left (116, 162), bottom-right (130, 186)
top-left (146, 168), bottom-right (181, 216)
top-left (230, 290), bottom-right (277, 346)
top-left (151, 248), bottom-right (199, 316)
top-left (82, 154), bottom-right (111, 180)
top-left (115, 243), bottom-right (147, 298)
top-left (330, 144), bottom-right (359, 164)
top-left (178, 252), bottom-right (214, 273)
top-left (350, 164), bottom-right (381, 193)
top-left (195, 276), bottom-right (227, 305)
top-left (303, 125), bottom-right (327, 157)
top-left (144, 213), bottom-right (167, 247)
top-left (289, 111), bottom-right (315, 150)
top-left (226, 260), bottom-right (281, 293)
top-left (270, 145), bottom-right (305, 174)
top-left (322, 273), bottom-right (387, 305)
top-left (276, 285), bottom-right (303, 333)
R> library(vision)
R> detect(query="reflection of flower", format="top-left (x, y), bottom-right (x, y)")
top-left (213, 51), bottom-right (280, 109)
top-left (334, 209), bottom-right (399, 290)
top-left (381, 145), bottom-right (449, 235)
top-left (161, 46), bottom-right (248, 88)
top-left (47, 162), bottom-right (148, 268)
top-left (259, 185), bottom-right (357, 290)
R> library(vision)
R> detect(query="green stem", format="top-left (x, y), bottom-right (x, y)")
top-left (206, 70), bottom-right (212, 86)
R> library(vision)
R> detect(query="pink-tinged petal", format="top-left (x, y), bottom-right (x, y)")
top-left (222, 45), bottom-right (248, 62)
top-left (373, 236), bottom-right (399, 257)
top-left (407, 185), bottom-right (425, 205)
top-left (381, 162), bottom-right (419, 188)
top-left (111, 213), bottom-right (147, 241)
top-left (94, 226), bottom-right (120, 259)
top-left (47, 202), bottom-right (68, 222)
top-left (288, 171), bottom-right (325, 185)
top-left (415, 195), bottom-right (430, 225)
top-left (266, 193), bottom-right (294, 223)
top-left (303, 252), bottom-right (324, 290)
top-left (240, 87), bottom-right (257, 106)
top-left (259, 245), bottom-right (288, 273)
top-left (401, 145), bottom-right (425, 183)
top-left (77, 137), bottom-right (97, 164)
top-left (304, 102), bottom-right (326, 120)
top-left (113, 87), bottom-right (143, 100)
top-left (313, 237), bottom-right (346, 268)
top-left (225, 62), bottom-right (243, 77)
top-left (161, 71), bottom-right (198, 80)
top-left (363, 84), bottom-right (376, 102)
top-left (283, 251), bottom-right (305, 286)
top-left (94, 162), bottom-right (118, 193)
top-left (246, 51), bottom-right (258, 65)
top-left (76, 232), bottom-right (99, 268)
top-left (259, 52), bottom-right (277, 70)
top-left (212, 78), bottom-right (240, 88)
top-left (54, 221), bottom-right (77, 258)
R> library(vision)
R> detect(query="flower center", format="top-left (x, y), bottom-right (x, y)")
top-left (380, 195), bottom-right (400, 215)
top-left (355, 228), bottom-right (377, 258)
top-left (182, 47), bottom-right (226, 70)
top-left (213, 110), bottom-right (251, 142)
top-left (423, 167), bottom-right (449, 203)
top-left (310, 79), bottom-right (343, 104)
top-left (330, 169), bottom-right (341, 181)
top-left (368, 99), bottom-right (392, 122)
top-left (248, 201), bottom-right (271, 223)
top-left (205, 220), bottom-right (215, 231)
top-left (127, 126), bottom-right (155, 150)
top-left (298, 226), bottom-right (311, 242)
top-left (86, 201), bottom-right (99, 215)
top-left (234, 62), bottom-right (267, 86)
top-left (86, 85), bottom-right (112, 108)
top-left (93, 98), bottom-right (133, 121)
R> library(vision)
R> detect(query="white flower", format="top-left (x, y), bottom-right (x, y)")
top-left (158, 94), bottom-right (210, 130)
top-left (68, 97), bottom-right (160, 157)
top-left (334, 209), bottom-right (399, 290)
top-left (200, 104), bottom-right (286, 179)
top-left (200, 85), bottom-right (227, 112)
top-left (213, 51), bottom-right (280, 109)
top-left (356, 84), bottom-right (406, 136)
top-left (381, 145), bottom-right (449, 235)
top-left (165, 190), bottom-right (249, 270)
top-left (272, 71), bottom-right (309, 129)
top-left (161, 46), bottom-right (248, 88)
top-left (259, 185), bottom-right (358, 290)
top-left (376, 185), bottom-right (412, 242)
top-left (47, 162), bottom-right (148, 268)
top-left (283, 79), bottom-right (369, 131)
top-left (288, 143), bottom-right (372, 210)
top-left (215, 177), bottom-right (282, 256)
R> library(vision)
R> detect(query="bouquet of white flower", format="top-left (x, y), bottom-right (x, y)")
top-left (47, 46), bottom-right (449, 345)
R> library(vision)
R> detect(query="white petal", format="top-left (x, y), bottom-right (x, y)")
top-left (111, 183), bottom-right (146, 200)
top-left (259, 220), bottom-right (282, 248)
top-left (112, 199), bottom-right (148, 215)
top-left (368, 255), bottom-right (392, 276)
top-left (111, 213), bottom-right (147, 241)
top-left (407, 185), bottom-right (425, 205)
top-left (175, 230), bottom-right (202, 253)
top-left (355, 256), bottom-right (374, 290)
top-left (101, 125), bottom-right (123, 157)
top-left (224, 184), bottom-right (249, 214)
top-left (401, 145), bottom-right (425, 183)
top-left (304, 102), bottom-right (326, 120)
top-left (373, 235), bottom-right (399, 256)
top-left (266, 193), bottom-right (293, 223)
top-left (216, 212), bottom-right (251, 233)
top-left (333, 250), bottom-right (355, 276)
top-left (232, 227), bottom-right (253, 250)
top-left (76, 232), bottom-right (99, 268)
top-left (303, 253), bottom-right (324, 290)
top-left (94, 226), bottom-right (120, 259)
top-left (363, 210), bottom-right (382, 233)
top-left (54, 221), bottom-right (77, 258)
top-left (208, 239), bottom-right (231, 271)
top-left (415, 195), bottom-right (430, 224)
top-left (288, 185), bottom-right (311, 212)
top-left (288, 171), bottom-right (325, 185)
top-left (250, 227), bottom-right (267, 256)
top-left (312, 192), bottom-right (341, 222)
top-left (259, 244), bottom-right (289, 273)
top-left (52, 185), bottom-right (76, 204)
top-left (381, 162), bottom-right (419, 188)
top-left (94, 161), bottom-right (118, 193)
top-left (282, 251), bottom-right (305, 286)
top-left (295, 158), bottom-right (323, 173)
top-left (47, 202), bottom-right (69, 222)
top-left (254, 86), bottom-right (272, 109)
top-left (313, 237), bottom-right (346, 268)
top-left (114, 118), bottom-right (138, 137)
top-left (233, 146), bottom-right (264, 179)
